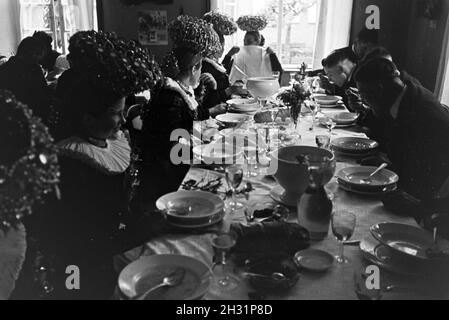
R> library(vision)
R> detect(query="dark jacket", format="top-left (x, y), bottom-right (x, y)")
top-left (200, 59), bottom-right (231, 109)
top-left (0, 56), bottom-right (52, 122)
top-left (136, 84), bottom-right (210, 211)
top-left (382, 79), bottom-right (449, 201)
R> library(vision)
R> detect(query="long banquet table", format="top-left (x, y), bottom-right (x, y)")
top-left (118, 108), bottom-right (449, 300)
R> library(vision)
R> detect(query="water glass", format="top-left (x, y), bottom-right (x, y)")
top-left (331, 211), bottom-right (356, 264)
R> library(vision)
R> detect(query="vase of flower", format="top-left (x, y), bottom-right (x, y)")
top-left (278, 82), bottom-right (310, 129)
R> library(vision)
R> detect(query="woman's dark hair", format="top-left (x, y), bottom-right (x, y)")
top-left (244, 31), bottom-right (261, 45)
top-left (360, 46), bottom-right (392, 64)
top-left (162, 46), bottom-right (202, 79)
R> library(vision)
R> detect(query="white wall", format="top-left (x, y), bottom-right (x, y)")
top-left (0, 0), bottom-right (21, 56)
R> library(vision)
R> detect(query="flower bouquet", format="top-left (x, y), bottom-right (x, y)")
top-left (277, 82), bottom-right (311, 128)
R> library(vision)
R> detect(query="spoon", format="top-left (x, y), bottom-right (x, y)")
top-left (361, 163), bottom-right (388, 184)
top-left (241, 272), bottom-right (287, 281)
top-left (134, 268), bottom-right (186, 300)
top-left (233, 65), bottom-right (249, 78)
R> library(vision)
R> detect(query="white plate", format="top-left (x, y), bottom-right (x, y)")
top-left (331, 137), bottom-right (379, 154)
top-left (118, 255), bottom-right (211, 300)
top-left (337, 180), bottom-right (397, 196)
top-left (156, 191), bottom-right (224, 225)
top-left (313, 95), bottom-right (342, 105)
top-left (294, 249), bottom-right (334, 272)
top-left (337, 166), bottom-right (399, 189)
top-left (192, 143), bottom-right (243, 165)
top-left (168, 211), bottom-right (225, 229)
top-left (371, 223), bottom-right (449, 261)
top-left (216, 113), bottom-right (252, 126)
top-left (360, 236), bottom-right (427, 277)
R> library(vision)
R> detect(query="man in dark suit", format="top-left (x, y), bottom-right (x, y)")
top-left (354, 57), bottom-right (449, 202)
top-left (0, 37), bottom-right (52, 123)
top-left (321, 47), bottom-right (358, 110)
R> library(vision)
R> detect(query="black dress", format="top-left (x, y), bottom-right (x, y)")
top-left (200, 59), bottom-right (231, 109)
top-left (15, 134), bottom-right (159, 300)
top-left (135, 79), bottom-right (210, 213)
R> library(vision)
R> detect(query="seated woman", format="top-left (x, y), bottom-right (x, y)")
top-left (226, 15), bottom-right (283, 84)
top-left (199, 11), bottom-right (246, 109)
top-left (136, 16), bottom-right (225, 212)
top-left (22, 31), bottom-right (164, 300)
top-left (0, 90), bottom-right (59, 300)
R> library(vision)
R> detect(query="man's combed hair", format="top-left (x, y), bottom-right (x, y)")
top-left (354, 57), bottom-right (399, 84)
top-left (321, 47), bottom-right (357, 68)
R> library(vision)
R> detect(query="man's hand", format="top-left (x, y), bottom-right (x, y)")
top-left (318, 73), bottom-right (335, 94)
top-left (226, 46), bottom-right (240, 57)
top-left (200, 73), bottom-right (217, 91)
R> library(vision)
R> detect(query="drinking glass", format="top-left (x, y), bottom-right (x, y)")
top-left (325, 118), bottom-right (337, 135)
top-left (225, 165), bottom-right (244, 212)
top-left (243, 146), bottom-right (259, 178)
top-left (307, 100), bottom-right (319, 131)
top-left (331, 211), bottom-right (356, 264)
top-left (211, 232), bottom-right (239, 292)
top-left (316, 135), bottom-right (331, 150)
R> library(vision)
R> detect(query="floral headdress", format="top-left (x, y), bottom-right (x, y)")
top-left (168, 15), bottom-right (222, 57)
top-left (68, 30), bottom-right (163, 97)
top-left (0, 90), bottom-right (59, 231)
top-left (237, 15), bottom-right (268, 32)
top-left (203, 11), bottom-right (238, 36)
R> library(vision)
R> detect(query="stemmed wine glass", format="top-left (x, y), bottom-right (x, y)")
top-left (325, 118), bottom-right (337, 135)
top-left (307, 99), bottom-right (319, 131)
top-left (211, 232), bottom-right (240, 292)
top-left (225, 165), bottom-right (244, 212)
top-left (331, 211), bottom-right (356, 264)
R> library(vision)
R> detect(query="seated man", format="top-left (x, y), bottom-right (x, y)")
top-left (0, 37), bottom-right (52, 123)
top-left (352, 27), bottom-right (379, 61)
top-left (321, 47), bottom-right (358, 109)
top-left (354, 57), bottom-right (449, 203)
top-left (32, 31), bottom-right (62, 75)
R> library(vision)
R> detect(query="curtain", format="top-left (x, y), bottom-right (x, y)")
top-left (0, 0), bottom-right (22, 56)
top-left (312, 0), bottom-right (353, 69)
top-left (66, 0), bottom-right (97, 31)
top-left (435, 12), bottom-right (449, 106)
top-left (209, 0), bottom-right (218, 11)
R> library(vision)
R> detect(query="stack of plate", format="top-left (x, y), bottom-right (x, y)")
top-left (156, 191), bottom-right (225, 229)
top-left (313, 94), bottom-right (343, 108)
top-left (331, 137), bottom-right (379, 157)
top-left (227, 98), bottom-right (260, 115)
top-left (319, 112), bottom-right (359, 128)
top-left (360, 223), bottom-right (449, 278)
top-left (336, 166), bottom-right (399, 196)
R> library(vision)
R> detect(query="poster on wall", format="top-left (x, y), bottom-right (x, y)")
top-left (138, 10), bottom-right (168, 45)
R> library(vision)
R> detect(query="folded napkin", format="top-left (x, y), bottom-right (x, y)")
top-left (230, 222), bottom-right (310, 266)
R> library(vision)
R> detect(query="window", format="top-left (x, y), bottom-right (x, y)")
top-left (214, 0), bottom-right (321, 68)
top-left (20, 0), bottom-right (97, 54)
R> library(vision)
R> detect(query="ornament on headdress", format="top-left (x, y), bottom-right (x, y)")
top-left (203, 11), bottom-right (238, 36)
top-left (168, 15), bottom-right (222, 57)
top-left (0, 90), bottom-right (59, 231)
top-left (67, 30), bottom-right (163, 97)
top-left (236, 15), bottom-right (268, 32)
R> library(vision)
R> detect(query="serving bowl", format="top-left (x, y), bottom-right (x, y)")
top-left (246, 77), bottom-right (280, 100)
top-left (271, 146), bottom-right (335, 205)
